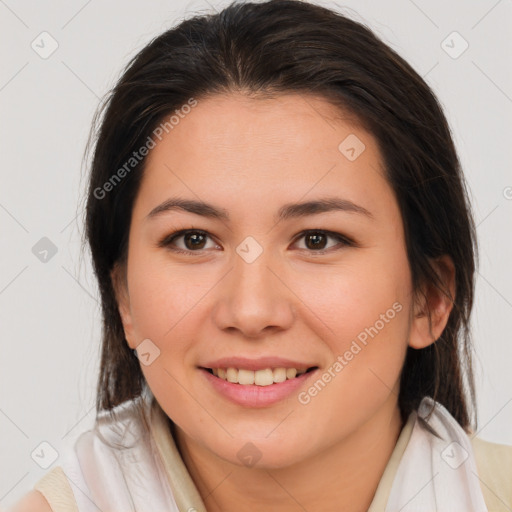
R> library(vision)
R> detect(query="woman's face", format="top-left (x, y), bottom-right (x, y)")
top-left (115, 93), bottom-right (430, 468)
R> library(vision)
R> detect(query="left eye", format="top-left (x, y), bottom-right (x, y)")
top-left (294, 230), bottom-right (351, 253)
top-left (158, 229), bottom-right (352, 254)
top-left (158, 230), bottom-right (219, 253)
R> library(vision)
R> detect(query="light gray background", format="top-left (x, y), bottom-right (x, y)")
top-left (1, 0), bottom-right (511, 508)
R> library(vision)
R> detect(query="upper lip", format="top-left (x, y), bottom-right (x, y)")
top-left (200, 356), bottom-right (318, 372)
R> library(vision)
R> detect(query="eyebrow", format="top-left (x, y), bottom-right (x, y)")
top-left (146, 196), bottom-right (373, 222)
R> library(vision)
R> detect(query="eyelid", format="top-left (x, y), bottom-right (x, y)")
top-left (292, 229), bottom-right (354, 252)
top-left (158, 228), bottom-right (354, 254)
top-left (157, 229), bottom-right (219, 252)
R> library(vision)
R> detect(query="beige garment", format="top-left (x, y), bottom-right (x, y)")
top-left (33, 466), bottom-right (78, 512)
top-left (472, 435), bottom-right (512, 511)
top-left (33, 399), bottom-right (512, 512)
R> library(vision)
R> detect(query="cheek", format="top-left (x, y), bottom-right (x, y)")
top-left (291, 252), bottom-right (412, 352)
top-left (126, 245), bottom-right (206, 340)
top-left (125, 251), bottom-right (205, 421)
top-left (292, 249), bottom-right (413, 409)
top-left (292, 285), bottom-right (411, 449)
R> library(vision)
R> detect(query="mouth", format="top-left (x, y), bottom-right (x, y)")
top-left (198, 357), bottom-right (320, 407)
top-left (200, 366), bottom-right (318, 386)
top-left (199, 364), bottom-right (319, 407)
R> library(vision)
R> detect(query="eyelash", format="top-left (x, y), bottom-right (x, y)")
top-left (157, 229), bottom-right (354, 255)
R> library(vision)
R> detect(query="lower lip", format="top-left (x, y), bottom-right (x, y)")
top-left (200, 368), bottom-right (318, 408)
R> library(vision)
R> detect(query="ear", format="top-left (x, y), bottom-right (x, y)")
top-left (110, 262), bottom-right (137, 350)
top-left (409, 255), bottom-right (456, 349)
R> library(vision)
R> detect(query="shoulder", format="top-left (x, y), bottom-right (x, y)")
top-left (471, 434), bottom-right (512, 471)
top-left (13, 395), bottom-right (168, 512)
top-left (472, 435), bottom-right (512, 460)
top-left (31, 465), bottom-right (78, 512)
top-left (8, 490), bottom-right (52, 512)
top-left (13, 397), bottom-right (152, 512)
top-left (470, 435), bottom-right (512, 511)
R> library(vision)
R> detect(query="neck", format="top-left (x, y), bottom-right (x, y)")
top-left (174, 397), bottom-right (404, 512)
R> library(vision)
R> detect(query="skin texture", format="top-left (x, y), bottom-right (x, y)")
top-left (112, 93), bottom-right (455, 512)
top-left (9, 490), bottom-right (52, 512)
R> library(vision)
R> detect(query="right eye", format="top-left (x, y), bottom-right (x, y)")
top-left (158, 229), bottom-right (221, 254)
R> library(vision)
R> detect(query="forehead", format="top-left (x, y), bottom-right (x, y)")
top-left (135, 92), bottom-right (395, 223)
top-left (148, 92), bottom-right (371, 167)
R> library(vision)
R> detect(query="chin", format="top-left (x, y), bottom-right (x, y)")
top-left (211, 435), bottom-right (313, 470)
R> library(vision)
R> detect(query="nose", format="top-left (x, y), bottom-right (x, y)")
top-left (212, 247), bottom-right (295, 339)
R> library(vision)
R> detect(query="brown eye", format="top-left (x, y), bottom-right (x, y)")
top-left (182, 231), bottom-right (208, 250)
top-left (159, 230), bottom-right (219, 254)
top-left (304, 232), bottom-right (328, 250)
top-left (294, 230), bottom-right (352, 254)
top-left (159, 228), bottom-right (352, 256)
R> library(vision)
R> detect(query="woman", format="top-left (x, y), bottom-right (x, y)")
top-left (12, 0), bottom-right (512, 510)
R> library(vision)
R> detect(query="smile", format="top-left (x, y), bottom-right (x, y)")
top-left (204, 367), bottom-right (317, 386)
top-left (200, 365), bottom-right (319, 407)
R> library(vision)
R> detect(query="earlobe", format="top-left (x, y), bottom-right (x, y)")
top-left (110, 262), bottom-right (136, 349)
top-left (408, 255), bottom-right (456, 350)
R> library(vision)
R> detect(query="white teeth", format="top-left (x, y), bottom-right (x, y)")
top-left (286, 368), bottom-right (297, 379)
top-left (238, 369), bottom-right (255, 385)
top-left (273, 367), bottom-right (287, 383)
top-left (211, 366), bottom-right (310, 385)
top-left (226, 367), bottom-right (238, 383)
top-left (254, 369), bottom-right (274, 386)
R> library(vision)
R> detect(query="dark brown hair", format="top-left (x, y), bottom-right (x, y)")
top-left (84, 0), bottom-right (478, 430)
